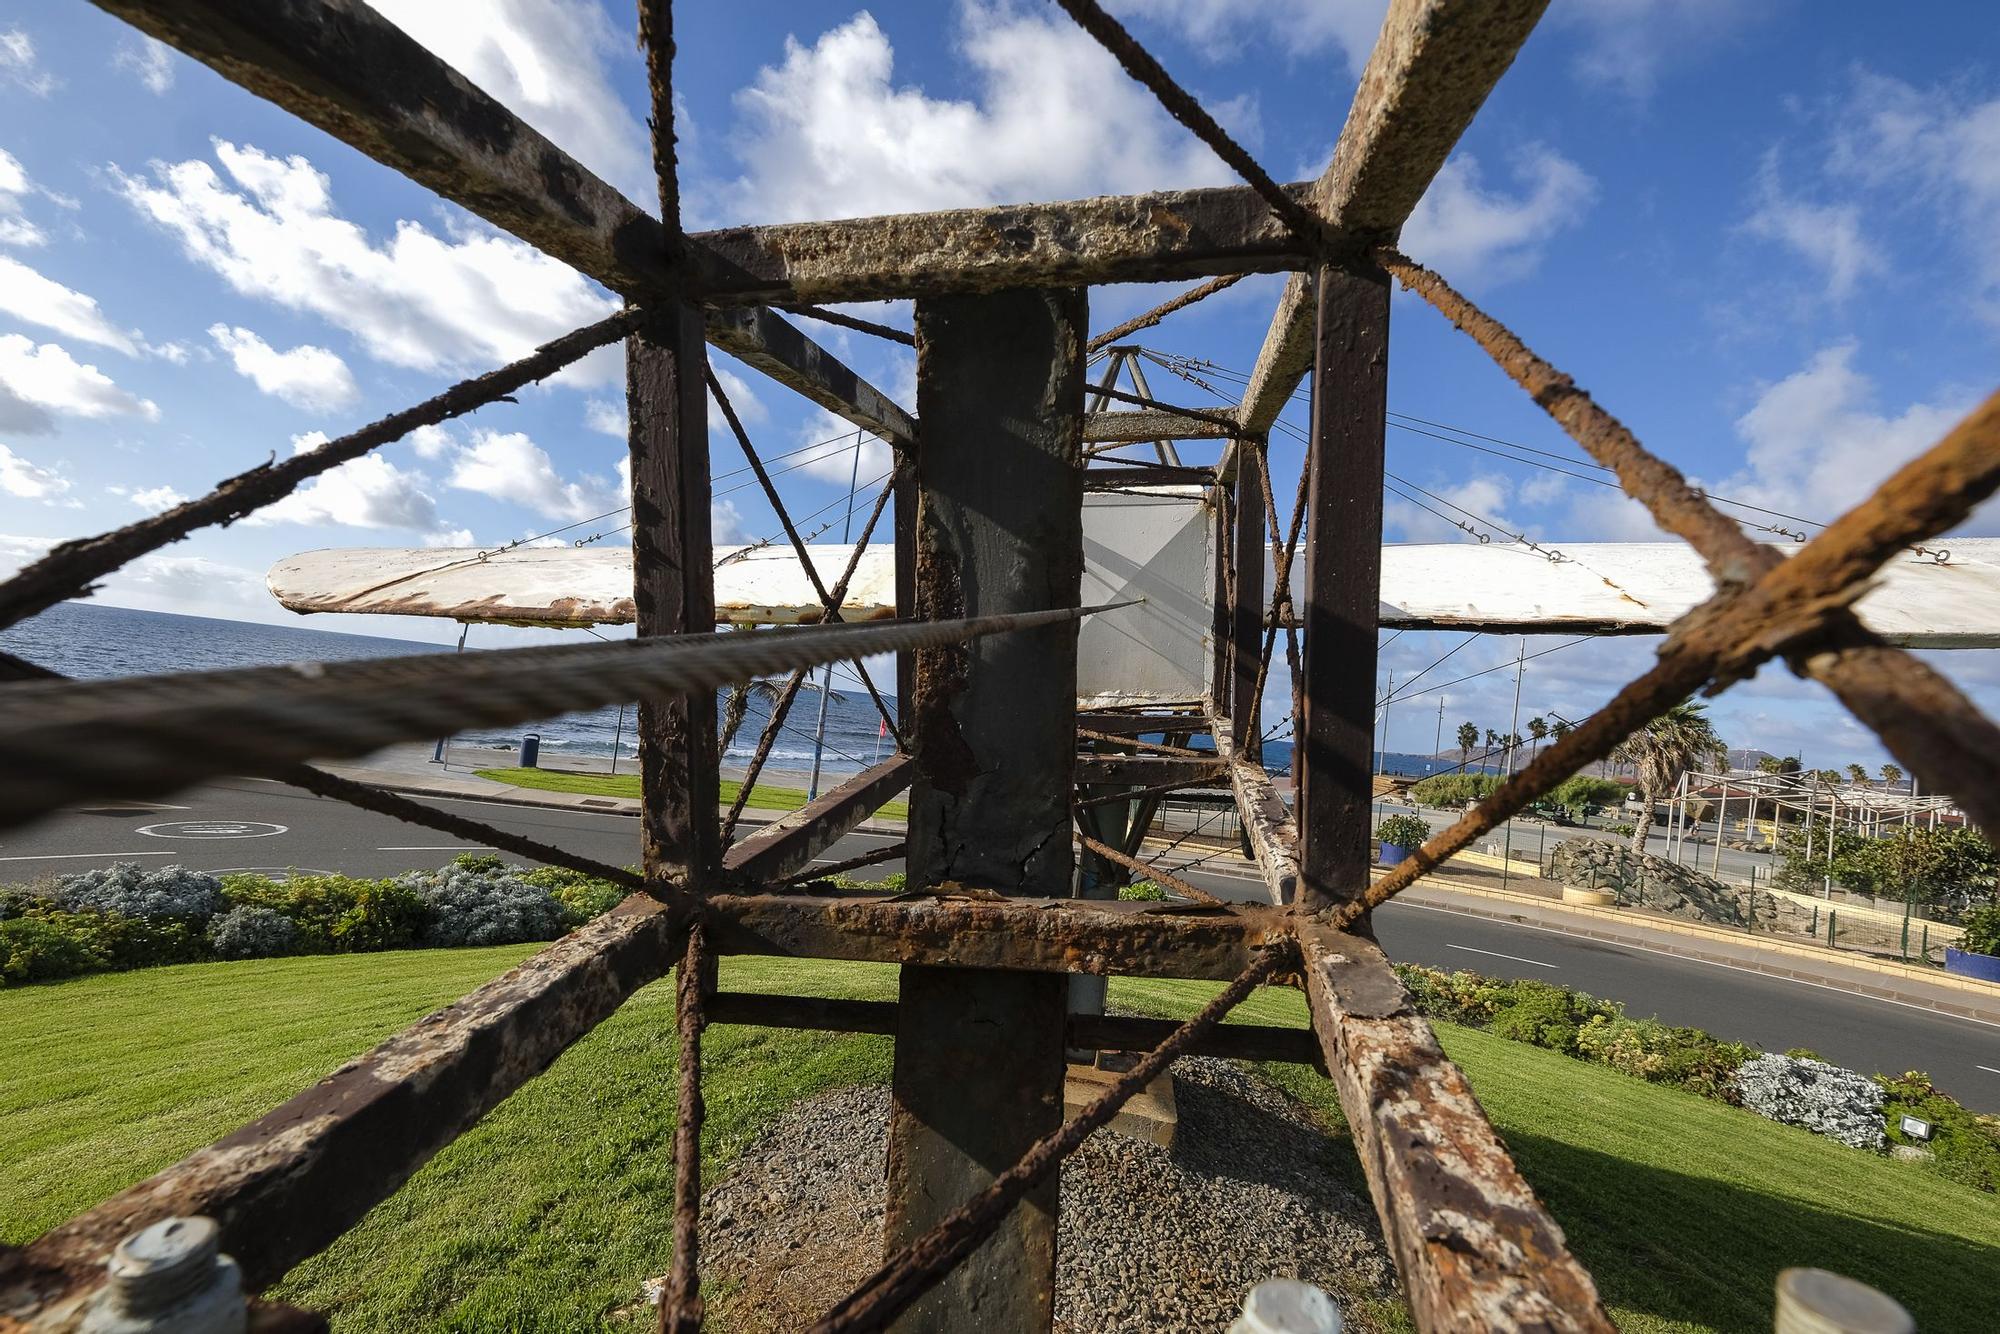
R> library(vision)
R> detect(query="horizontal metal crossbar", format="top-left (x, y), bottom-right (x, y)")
top-left (0, 608), bottom-right (1116, 830)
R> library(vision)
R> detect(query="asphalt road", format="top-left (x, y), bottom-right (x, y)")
top-left (9, 779), bottom-right (1998, 1111)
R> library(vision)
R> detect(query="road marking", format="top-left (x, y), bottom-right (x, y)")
top-left (1445, 942), bottom-right (1558, 969)
top-left (1978, 1065), bottom-right (2000, 1075)
top-left (0, 850), bottom-right (175, 863)
top-left (1385, 899), bottom-right (2000, 1032)
top-left (138, 820), bottom-right (288, 840)
top-left (377, 845), bottom-right (493, 852)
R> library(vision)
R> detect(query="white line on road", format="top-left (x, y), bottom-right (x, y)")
top-left (0, 850), bottom-right (175, 862)
top-left (1386, 899), bottom-right (2000, 1032)
top-left (1978, 1065), bottom-right (2000, 1075)
top-left (377, 845), bottom-right (493, 851)
top-left (1444, 942), bottom-right (1558, 969)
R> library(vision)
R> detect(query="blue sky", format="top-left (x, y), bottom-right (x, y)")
top-left (1, 1), bottom-right (1996, 775)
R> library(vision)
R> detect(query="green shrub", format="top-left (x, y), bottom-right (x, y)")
top-left (332, 881), bottom-right (430, 952)
top-left (208, 906), bottom-right (301, 960)
top-left (1607, 823), bottom-right (1636, 838)
top-left (1395, 965), bottom-right (1508, 1027)
top-left (1375, 814), bottom-right (1430, 850)
top-left (1406, 772), bottom-right (1502, 809)
top-left (524, 868), bottom-right (629, 927)
top-left (1960, 904), bottom-right (2000, 956)
top-left (1879, 1071), bottom-right (2000, 1192)
top-left (62, 912), bottom-right (205, 971)
top-left (1547, 774), bottom-right (1626, 815)
top-left (1576, 1015), bottom-right (1754, 1101)
top-left (1486, 980), bottom-right (1621, 1057)
top-left (0, 916), bottom-right (96, 984)
top-left (1118, 880), bottom-right (1168, 902)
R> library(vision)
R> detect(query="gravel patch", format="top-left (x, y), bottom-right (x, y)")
top-left (699, 1057), bottom-right (1398, 1332)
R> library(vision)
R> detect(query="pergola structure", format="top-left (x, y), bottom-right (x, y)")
top-left (2, 1), bottom-right (1997, 1331)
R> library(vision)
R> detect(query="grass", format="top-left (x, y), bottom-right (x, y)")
top-left (4, 955), bottom-right (1996, 1332)
top-left (474, 767), bottom-right (909, 823)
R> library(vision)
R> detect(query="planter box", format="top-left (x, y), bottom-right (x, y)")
top-left (1379, 843), bottom-right (1414, 868)
top-left (1944, 946), bottom-right (2000, 983)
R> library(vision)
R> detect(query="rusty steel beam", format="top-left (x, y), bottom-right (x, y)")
top-left (703, 891), bottom-right (1298, 981)
top-left (627, 308), bottom-right (720, 892)
top-left (1072, 754), bottom-right (1224, 786)
top-left (1211, 703), bottom-right (1299, 907)
top-left (0, 898), bottom-right (684, 1322)
top-left (1230, 444), bottom-right (1268, 754)
top-left (1296, 264), bottom-right (1390, 911)
top-left (705, 305), bottom-right (917, 452)
top-left (1086, 410), bottom-right (1233, 444)
top-left (692, 183), bottom-right (1313, 305)
top-left (1299, 924), bottom-right (1612, 1331)
top-left (1082, 464), bottom-right (1216, 489)
top-left (885, 286), bottom-right (1090, 1332)
top-left (1075, 710), bottom-right (1208, 736)
top-left (704, 992), bottom-right (1320, 1065)
top-left (723, 754), bottom-right (913, 884)
top-left (1231, 0), bottom-right (1548, 470)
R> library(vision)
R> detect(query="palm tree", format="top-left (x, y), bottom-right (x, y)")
top-left (1846, 763), bottom-right (1868, 788)
top-left (720, 678), bottom-right (789, 754)
top-left (1527, 716), bottom-right (1548, 762)
top-left (1880, 762), bottom-right (1905, 792)
top-left (1456, 722), bottom-right (1478, 769)
top-left (1611, 700), bottom-right (1727, 855)
top-left (1756, 756), bottom-right (1784, 775)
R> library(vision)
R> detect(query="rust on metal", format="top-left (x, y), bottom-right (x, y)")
top-left (1074, 834), bottom-right (1223, 906)
top-left (1071, 755), bottom-right (1224, 786)
top-left (1087, 274), bottom-right (1246, 352)
top-left (1211, 706), bottom-right (1300, 906)
top-left (723, 755), bottom-right (914, 884)
top-left (703, 890), bottom-right (1299, 981)
top-left (1299, 926), bottom-right (1613, 1332)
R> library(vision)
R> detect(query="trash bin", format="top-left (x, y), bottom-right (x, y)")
top-left (519, 733), bottom-right (540, 768)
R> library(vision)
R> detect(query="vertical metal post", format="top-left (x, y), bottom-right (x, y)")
top-left (884, 286), bottom-right (1085, 1332)
top-left (625, 304), bottom-right (719, 891)
top-left (1713, 780), bottom-right (1728, 880)
top-left (1210, 479), bottom-right (1234, 718)
top-left (808, 430), bottom-right (865, 801)
top-left (1296, 262), bottom-right (1389, 912)
top-left (1230, 441), bottom-right (1267, 757)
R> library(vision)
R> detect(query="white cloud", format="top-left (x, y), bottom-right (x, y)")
top-left (0, 254), bottom-right (141, 353)
top-left (408, 424), bottom-right (457, 459)
top-left (1741, 154), bottom-right (1881, 302)
top-left (0, 334), bottom-right (158, 422)
top-left (706, 364), bottom-right (766, 437)
top-left (446, 428), bottom-right (623, 522)
top-left (712, 497), bottom-right (746, 545)
top-left (0, 147), bottom-right (46, 247)
top-left (114, 36), bottom-right (174, 94)
top-left (584, 396), bottom-right (624, 437)
top-left (0, 533), bottom-right (269, 620)
top-left (114, 140), bottom-right (620, 381)
top-left (129, 484), bottom-right (188, 513)
top-left (0, 29), bottom-right (58, 97)
top-left (723, 9), bottom-right (1237, 225)
top-left (1552, 0), bottom-right (1751, 102)
top-left (208, 324), bottom-right (359, 411)
top-left (1723, 344), bottom-right (1976, 529)
top-left (1822, 69), bottom-right (2000, 323)
top-left (1399, 147), bottom-right (1596, 283)
top-left (1383, 473), bottom-right (1523, 545)
top-left (1104, 0), bottom-right (1387, 71)
top-left (249, 431), bottom-right (456, 536)
top-left (369, 0), bottom-right (651, 202)
top-left (0, 442), bottom-right (70, 503)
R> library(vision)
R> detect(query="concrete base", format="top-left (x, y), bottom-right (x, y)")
top-left (1562, 887), bottom-right (1615, 907)
top-left (1063, 1061), bottom-right (1177, 1148)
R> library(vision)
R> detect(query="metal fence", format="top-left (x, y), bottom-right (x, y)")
top-left (2, 1), bottom-right (1995, 1332)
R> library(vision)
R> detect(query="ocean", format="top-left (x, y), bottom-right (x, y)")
top-left (1, 603), bottom-right (1464, 781)
top-left (0, 603), bottom-right (897, 779)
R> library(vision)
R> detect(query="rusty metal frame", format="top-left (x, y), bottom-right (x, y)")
top-left (6, 0), bottom-right (1995, 1330)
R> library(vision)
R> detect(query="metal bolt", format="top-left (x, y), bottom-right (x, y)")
top-left (83, 1216), bottom-right (245, 1334)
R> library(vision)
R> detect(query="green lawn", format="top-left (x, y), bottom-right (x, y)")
top-left (474, 767), bottom-right (909, 823)
top-left (4, 953), bottom-right (1996, 1332)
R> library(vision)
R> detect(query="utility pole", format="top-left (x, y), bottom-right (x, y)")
top-left (1377, 670), bottom-right (1394, 776)
top-left (806, 429), bottom-right (864, 802)
top-left (1502, 637), bottom-right (1526, 881)
top-left (1433, 696), bottom-right (1445, 766)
